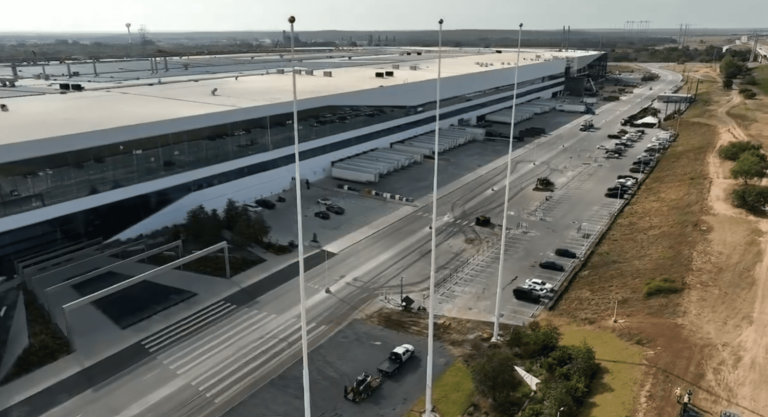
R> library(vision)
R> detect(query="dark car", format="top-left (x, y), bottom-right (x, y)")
top-left (276, 196), bottom-right (286, 203)
top-left (632, 160), bottom-right (653, 166)
top-left (475, 215), bottom-right (491, 226)
top-left (629, 166), bottom-right (648, 173)
top-left (9, 189), bottom-right (20, 197)
top-left (606, 185), bottom-right (631, 193)
top-left (605, 190), bottom-right (625, 198)
top-left (327, 204), bottom-right (345, 215)
top-left (314, 211), bottom-right (331, 220)
top-left (555, 248), bottom-right (578, 259)
top-left (539, 261), bottom-right (565, 272)
top-left (617, 175), bottom-right (639, 181)
top-left (255, 198), bottom-right (276, 209)
top-left (512, 286), bottom-right (542, 303)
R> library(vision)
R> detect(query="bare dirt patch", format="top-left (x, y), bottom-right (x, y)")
top-left (555, 63), bottom-right (768, 417)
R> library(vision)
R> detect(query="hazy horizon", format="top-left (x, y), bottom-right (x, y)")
top-left (3, 0), bottom-right (767, 33)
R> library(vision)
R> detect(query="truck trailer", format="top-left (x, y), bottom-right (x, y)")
top-left (555, 104), bottom-right (587, 113)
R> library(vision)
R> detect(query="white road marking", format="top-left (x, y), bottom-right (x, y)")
top-left (142, 369), bottom-right (160, 380)
top-left (0, 306), bottom-right (6, 317)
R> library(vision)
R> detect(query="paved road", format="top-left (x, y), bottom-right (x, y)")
top-left (24, 65), bottom-right (681, 417)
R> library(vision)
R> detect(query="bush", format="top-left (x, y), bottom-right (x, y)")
top-left (731, 185), bottom-right (768, 213)
top-left (743, 90), bottom-right (757, 99)
top-left (723, 78), bottom-right (734, 89)
top-left (743, 75), bottom-right (758, 85)
top-left (470, 349), bottom-right (523, 406)
top-left (506, 321), bottom-right (561, 359)
top-left (718, 141), bottom-right (762, 161)
top-left (731, 151), bottom-right (768, 184)
top-left (643, 277), bottom-right (682, 297)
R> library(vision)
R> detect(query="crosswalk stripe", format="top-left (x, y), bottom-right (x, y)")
top-left (171, 312), bottom-right (274, 372)
top-left (159, 310), bottom-right (265, 363)
top-left (142, 301), bottom-right (226, 345)
top-left (193, 319), bottom-right (301, 389)
top-left (145, 303), bottom-right (237, 352)
top-left (212, 324), bottom-right (328, 404)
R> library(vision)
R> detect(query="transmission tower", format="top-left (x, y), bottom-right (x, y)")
top-left (138, 25), bottom-right (151, 46)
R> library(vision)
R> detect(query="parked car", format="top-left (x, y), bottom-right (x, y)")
top-left (605, 190), bottom-right (626, 198)
top-left (327, 204), bottom-right (345, 215)
top-left (606, 186), bottom-right (631, 194)
top-left (617, 175), bottom-right (639, 181)
top-left (596, 144), bottom-right (609, 150)
top-left (9, 189), bottom-right (20, 197)
top-left (377, 344), bottom-right (415, 376)
top-left (244, 203), bottom-right (263, 213)
top-left (632, 160), bottom-right (653, 167)
top-left (314, 211), bottom-right (331, 220)
top-left (605, 152), bottom-right (620, 159)
top-left (555, 248), bottom-right (578, 259)
top-left (616, 179), bottom-right (635, 187)
top-left (255, 198), bottom-right (276, 209)
top-left (317, 197), bottom-right (333, 205)
top-left (276, 196), bottom-right (286, 203)
top-left (539, 260), bottom-right (565, 272)
top-left (512, 286), bottom-right (543, 303)
top-left (629, 166), bottom-right (649, 173)
top-left (525, 278), bottom-right (554, 293)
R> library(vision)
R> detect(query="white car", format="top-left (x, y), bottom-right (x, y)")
top-left (616, 179), bottom-right (635, 187)
top-left (317, 197), bottom-right (333, 205)
top-left (597, 144), bottom-right (609, 150)
top-left (605, 152), bottom-right (620, 159)
top-left (524, 278), bottom-right (554, 293)
top-left (244, 203), bottom-right (263, 213)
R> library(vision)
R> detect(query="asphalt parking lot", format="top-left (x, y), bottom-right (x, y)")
top-left (223, 318), bottom-right (454, 417)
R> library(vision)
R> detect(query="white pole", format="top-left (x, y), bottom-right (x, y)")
top-left (492, 23), bottom-right (524, 342)
top-left (288, 16), bottom-right (312, 417)
top-left (425, 18), bottom-right (443, 417)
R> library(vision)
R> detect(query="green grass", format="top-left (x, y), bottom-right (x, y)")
top-left (643, 277), bottom-right (682, 297)
top-left (559, 325), bottom-right (644, 417)
top-left (405, 360), bottom-right (475, 417)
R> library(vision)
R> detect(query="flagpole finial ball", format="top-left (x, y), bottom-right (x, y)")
top-left (288, 16), bottom-right (296, 24)
top-left (439, 19), bottom-right (444, 25)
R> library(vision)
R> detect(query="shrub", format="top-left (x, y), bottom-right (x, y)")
top-left (506, 321), bottom-right (561, 359)
top-left (470, 349), bottom-right (523, 406)
top-left (743, 90), bottom-right (757, 99)
top-left (718, 141), bottom-right (762, 161)
top-left (731, 185), bottom-right (768, 213)
top-left (743, 75), bottom-right (758, 85)
top-left (723, 78), bottom-right (733, 89)
top-left (731, 151), bottom-right (768, 184)
top-left (643, 277), bottom-right (682, 297)
top-left (739, 86), bottom-right (752, 94)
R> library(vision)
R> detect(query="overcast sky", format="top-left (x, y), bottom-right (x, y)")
top-left (4, 0), bottom-right (767, 32)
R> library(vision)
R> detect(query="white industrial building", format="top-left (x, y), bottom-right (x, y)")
top-left (0, 48), bottom-right (607, 269)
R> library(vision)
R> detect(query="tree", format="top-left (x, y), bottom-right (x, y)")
top-left (507, 321), bottom-right (561, 359)
top-left (718, 141), bottom-right (762, 161)
top-left (720, 54), bottom-right (746, 79)
top-left (233, 215), bottom-right (271, 244)
top-left (223, 198), bottom-right (247, 230)
top-left (732, 185), bottom-right (768, 213)
top-left (470, 349), bottom-right (523, 407)
top-left (731, 151), bottom-right (767, 184)
top-left (723, 78), bottom-right (733, 89)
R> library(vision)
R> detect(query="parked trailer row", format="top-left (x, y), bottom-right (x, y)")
top-left (332, 147), bottom-right (421, 183)
top-left (484, 108), bottom-right (534, 124)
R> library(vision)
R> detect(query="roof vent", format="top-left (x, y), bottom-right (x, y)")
top-left (409, 65), bottom-right (418, 70)
top-left (306, 69), bottom-right (314, 75)
top-left (375, 72), bottom-right (385, 78)
top-left (71, 84), bottom-right (83, 91)
top-left (323, 71), bottom-right (333, 77)
top-left (277, 68), bottom-right (285, 74)
top-left (59, 83), bottom-right (70, 90)
top-left (385, 71), bottom-right (394, 77)
top-left (392, 64), bottom-right (400, 69)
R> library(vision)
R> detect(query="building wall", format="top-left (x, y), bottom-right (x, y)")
top-left (112, 83), bottom-right (563, 239)
top-left (0, 292), bottom-right (29, 382)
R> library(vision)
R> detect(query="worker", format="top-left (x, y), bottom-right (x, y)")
top-left (674, 387), bottom-right (682, 403)
top-left (683, 389), bottom-right (692, 404)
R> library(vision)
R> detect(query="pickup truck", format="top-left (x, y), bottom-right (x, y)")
top-left (377, 344), bottom-right (415, 376)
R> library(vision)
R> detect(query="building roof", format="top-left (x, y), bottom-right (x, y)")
top-left (0, 48), bottom-right (601, 149)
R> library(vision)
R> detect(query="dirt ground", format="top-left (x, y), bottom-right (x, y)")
top-left (554, 63), bottom-right (768, 417)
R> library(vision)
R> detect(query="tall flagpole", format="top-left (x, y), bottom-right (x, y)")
top-left (288, 15), bottom-right (312, 417)
top-left (492, 23), bottom-right (524, 342)
top-left (425, 18), bottom-right (443, 417)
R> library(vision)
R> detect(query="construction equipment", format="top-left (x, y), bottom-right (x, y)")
top-left (344, 372), bottom-right (382, 402)
top-left (475, 215), bottom-right (491, 227)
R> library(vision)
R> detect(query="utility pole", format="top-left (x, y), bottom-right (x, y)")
top-left (678, 24), bottom-right (683, 47)
top-left (400, 276), bottom-right (404, 302)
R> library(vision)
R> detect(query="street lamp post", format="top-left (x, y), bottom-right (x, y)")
top-left (492, 22), bottom-right (524, 342)
top-left (288, 15), bottom-right (312, 417)
top-left (424, 18), bottom-right (444, 417)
